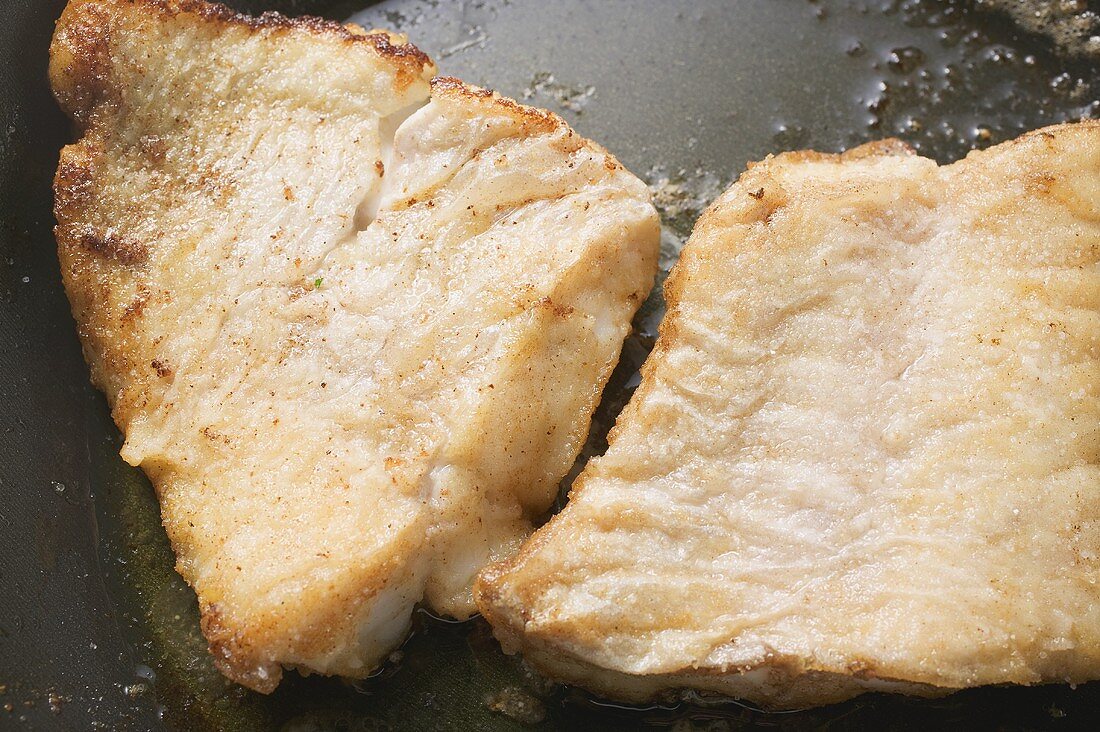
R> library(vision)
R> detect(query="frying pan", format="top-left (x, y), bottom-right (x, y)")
top-left (1, 0), bottom-right (1097, 728)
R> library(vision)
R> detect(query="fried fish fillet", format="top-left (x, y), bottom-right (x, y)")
top-left (477, 122), bottom-right (1100, 709)
top-left (50, 0), bottom-right (658, 691)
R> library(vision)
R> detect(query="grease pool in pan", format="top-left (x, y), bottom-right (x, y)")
top-left (88, 1), bottom-right (1098, 730)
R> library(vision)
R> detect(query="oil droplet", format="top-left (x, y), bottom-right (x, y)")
top-left (772, 121), bottom-right (810, 149)
top-left (887, 45), bottom-right (925, 73)
top-left (123, 683), bottom-right (146, 699)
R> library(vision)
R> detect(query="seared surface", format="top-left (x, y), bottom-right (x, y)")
top-left (50, 0), bottom-right (658, 692)
top-left (478, 122), bottom-right (1100, 709)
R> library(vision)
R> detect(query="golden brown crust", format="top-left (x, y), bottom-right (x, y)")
top-left (76, 231), bottom-right (148, 265)
top-left (428, 76), bottom-right (628, 181)
top-left (50, 0), bottom-right (659, 695)
top-left (744, 137), bottom-right (915, 173)
top-left (430, 76), bottom-right (565, 137)
top-left (200, 602), bottom-right (282, 693)
top-left (51, 0), bottom-right (434, 122)
top-left (110, 0), bottom-right (432, 65)
top-left (476, 120), bottom-right (1100, 708)
top-left (53, 155), bottom-right (97, 223)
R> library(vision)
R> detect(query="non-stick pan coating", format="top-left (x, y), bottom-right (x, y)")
top-left (1, 1), bottom-right (1097, 729)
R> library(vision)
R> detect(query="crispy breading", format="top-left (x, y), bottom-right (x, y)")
top-left (50, 0), bottom-right (659, 692)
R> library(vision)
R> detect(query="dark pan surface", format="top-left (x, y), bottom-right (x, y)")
top-left (1, 0), bottom-right (1097, 729)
